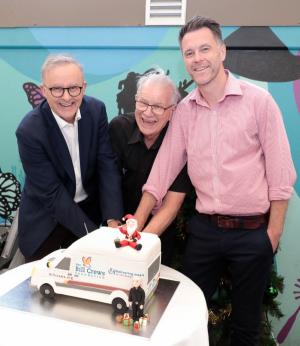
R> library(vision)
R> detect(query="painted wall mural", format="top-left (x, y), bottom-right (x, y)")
top-left (22, 82), bottom-right (44, 108)
top-left (0, 168), bottom-right (21, 224)
top-left (0, 25), bottom-right (299, 344)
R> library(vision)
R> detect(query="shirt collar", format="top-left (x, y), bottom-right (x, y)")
top-left (189, 70), bottom-right (243, 106)
top-left (52, 109), bottom-right (81, 129)
top-left (128, 119), bottom-right (168, 150)
top-left (128, 122), bottom-right (144, 145)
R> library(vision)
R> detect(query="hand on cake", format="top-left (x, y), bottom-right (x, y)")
top-left (107, 219), bottom-right (122, 228)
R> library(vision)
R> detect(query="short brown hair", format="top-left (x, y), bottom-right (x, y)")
top-left (179, 16), bottom-right (223, 45)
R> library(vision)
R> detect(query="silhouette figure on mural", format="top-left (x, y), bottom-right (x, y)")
top-left (178, 79), bottom-right (194, 99)
top-left (116, 68), bottom-right (193, 115)
top-left (117, 71), bottom-right (139, 115)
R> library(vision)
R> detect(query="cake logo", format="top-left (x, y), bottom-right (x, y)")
top-left (82, 256), bottom-right (92, 267)
top-left (108, 267), bottom-right (144, 279)
top-left (74, 256), bottom-right (105, 278)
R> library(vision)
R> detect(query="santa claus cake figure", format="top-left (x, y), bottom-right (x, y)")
top-left (114, 214), bottom-right (142, 251)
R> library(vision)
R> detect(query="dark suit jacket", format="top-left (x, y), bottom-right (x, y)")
top-left (16, 96), bottom-right (123, 257)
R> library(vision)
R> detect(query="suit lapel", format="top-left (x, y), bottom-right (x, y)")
top-left (78, 99), bottom-right (92, 182)
top-left (42, 102), bottom-right (75, 183)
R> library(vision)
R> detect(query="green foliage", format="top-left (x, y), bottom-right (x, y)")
top-left (207, 268), bottom-right (284, 345)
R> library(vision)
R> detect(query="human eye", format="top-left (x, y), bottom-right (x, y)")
top-left (152, 105), bottom-right (164, 114)
top-left (140, 100), bottom-right (148, 107)
top-left (137, 101), bottom-right (148, 108)
top-left (200, 46), bottom-right (210, 53)
top-left (184, 50), bottom-right (194, 58)
top-left (136, 100), bottom-right (148, 110)
top-left (69, 86), bottom-right (80, 93)
top-left (50, 87), bottom-right (64, 96)
top-left (52, 87), bottom-right (63, 93)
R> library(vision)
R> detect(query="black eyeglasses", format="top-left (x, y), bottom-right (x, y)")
top-left (45, 85), bottom-right (84, 98)
top-left (135, 99), bottom-right (174, 116)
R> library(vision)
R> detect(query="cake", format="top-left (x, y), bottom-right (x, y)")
top-left (31, 226), bottom-right (161, 313)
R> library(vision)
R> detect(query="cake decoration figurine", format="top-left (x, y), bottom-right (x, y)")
top-left (122, 312), bottom-right (133, 326)
top-left (114, 214), bottom-right (142, 251)
top-left (128, 276), bottom-right (145, 329)
top-left (30, 226), bottom-right (161, 315)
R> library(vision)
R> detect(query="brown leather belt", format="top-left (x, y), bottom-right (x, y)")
top-left (198, 213), bottom-right (267, 229)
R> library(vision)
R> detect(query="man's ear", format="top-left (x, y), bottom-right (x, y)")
top-left (82, 81), bottom-right (87, 93)
top-left (40, 84), bottom-right (47, 97)
top-left (168, 104), bottom-right (177, 121)
top-left (221, 43), bottom-right (226, 62)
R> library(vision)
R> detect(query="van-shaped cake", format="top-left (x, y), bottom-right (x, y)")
top-left (31, 227), bottom-right (161, 313)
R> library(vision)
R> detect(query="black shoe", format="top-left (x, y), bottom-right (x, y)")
top-left (115, 239), bottom-right (121, 248)
top-left (136, 243), bottom-right (142, 251)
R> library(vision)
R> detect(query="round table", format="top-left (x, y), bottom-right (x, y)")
top-left (0, 263), bottom-right (208, 346)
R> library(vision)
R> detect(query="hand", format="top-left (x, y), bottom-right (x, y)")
top-left (107, 219), bottom-right (121, 228)
top-left (267, 228), bottom-right (280, 253)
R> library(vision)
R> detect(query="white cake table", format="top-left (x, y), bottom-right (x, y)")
top-left (0, 263), bottom-right (208, 346)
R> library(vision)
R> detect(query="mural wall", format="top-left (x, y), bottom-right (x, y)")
top-left (0, 26), bottom-right (299, 344)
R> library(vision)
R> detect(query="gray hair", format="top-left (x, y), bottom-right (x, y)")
top-left (41, 54), bottom-right (84, 81)
top-left (136, 68), bottom-right (181, 105)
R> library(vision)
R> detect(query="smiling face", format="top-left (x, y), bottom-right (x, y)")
top-left (181, 27), bottom-right (226, 89)
top-left (135, 80), bottom-right (175, 147)
top-left (41, 63), bottom-right (86, 123)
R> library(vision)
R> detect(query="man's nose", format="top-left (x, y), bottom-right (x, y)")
top-left (193, 51), bottom-right (203, 62)
top-left (61, 89), bottom-right (71, 99)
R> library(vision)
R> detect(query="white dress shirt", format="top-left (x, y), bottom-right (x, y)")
top-left (52, 110), bottom-right (88, 203)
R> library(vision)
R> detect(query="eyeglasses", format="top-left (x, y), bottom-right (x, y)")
top-left (135, 99), bottom-right (174, 116)
top-left (45, 85), bottom-right (84, 98)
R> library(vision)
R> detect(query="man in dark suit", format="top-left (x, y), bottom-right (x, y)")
top-left (16, 54), bottom-right (123, 262)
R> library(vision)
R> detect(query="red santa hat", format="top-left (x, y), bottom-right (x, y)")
top-left (122, 214), bottom-right (134, 221)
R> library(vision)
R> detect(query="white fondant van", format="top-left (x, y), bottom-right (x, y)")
top-left (31, 227), bottom-right (161, 313)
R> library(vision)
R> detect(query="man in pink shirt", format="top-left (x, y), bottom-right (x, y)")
top-left (137, 16), bottom-right (296, 345)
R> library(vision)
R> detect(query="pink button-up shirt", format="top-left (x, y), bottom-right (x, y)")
top-left (143, 72), bottom-right (296, 216)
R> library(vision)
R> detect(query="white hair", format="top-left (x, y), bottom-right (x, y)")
top-left (136, 68), bottom-right (181, 105)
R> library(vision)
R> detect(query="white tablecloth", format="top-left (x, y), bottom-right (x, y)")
top-left (0, 263), bottom-right (208, 346)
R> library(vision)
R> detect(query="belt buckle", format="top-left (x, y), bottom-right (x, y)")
top-left (217, 215), bottom-right (240, 229)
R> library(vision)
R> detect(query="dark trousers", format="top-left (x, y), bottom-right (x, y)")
top-left (25, 197), bottom-right (100, 263)
top-left (132, 303), bottom-right (144, 322)
top-left (183, 213), bottom-right (274, 346)
top-left (25, 223), bottom-right (78, 262)
top-left (160, 221), bottom-right (177, 266)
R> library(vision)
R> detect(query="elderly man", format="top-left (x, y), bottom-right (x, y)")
top-left (140, 17), bottom-right (296, 345)
top-left (16, 54), bottom-right (123, 262)
top-left (109, 70), bottom-right (191, 265)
